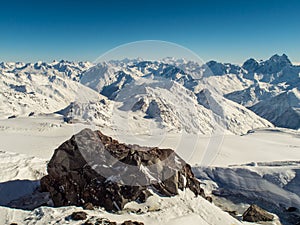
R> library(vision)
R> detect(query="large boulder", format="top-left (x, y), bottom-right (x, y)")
top-left (41, 128), bottom-right (204, 211)
top-left (242, 204), bottom-right (274, 222)
top-left (121, 221), bottom-right (144, 225)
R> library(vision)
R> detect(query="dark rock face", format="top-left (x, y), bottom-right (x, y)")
top-left (205, 196), bottom-right (213, 203)
top-left (121, 221), bottom-right (144, 225)
top-left (286, 206), bottom-right (298, 212)
top-left (225, 210), bottom-right (238, 217)
top-left (70, 211), bottom-right (87, 220)
top-left (242, 204), bottom-right (274, 222)
top-left (84, 218), bottom-right (143, 225)
top-left (84, 217), bottom-right (117, 225)
top-left (83, 202), bottom-right (94, 210)
top-left (41, 128), bottom-right (204, 211)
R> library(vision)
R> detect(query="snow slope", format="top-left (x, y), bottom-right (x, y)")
top-left (0, 185), bottom-right (244, 225)
top-left (0, 115), bottom-right (298, 166)
top-left (78, 61), bottom-right (273, 135)
top-left (224, 81), bottom-right (284, 107)
top-left (249, 88), bottom-right (300, 129)
top-left (1, 121), bottom-right (297, 224)
top-left (193, 160), bottom-right (300, 225)
top-left (0, 150), bottom-right (210, 225)
top-left (0, 150), bottom-right (47, 210)
top-left (0, 60), bottom-right (98, 119)
top-left (0, 115), bottom-right (298, 225)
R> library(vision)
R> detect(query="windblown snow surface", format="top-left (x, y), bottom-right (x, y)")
top-left (0, 116), bottom-right (298, 224)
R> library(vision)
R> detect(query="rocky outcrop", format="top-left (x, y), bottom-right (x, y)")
top-left (84, 219), bottom-right (116, 225)
top-left (242, 204), bottom-right (274, 222)
top-left (83, 218), bottom-right (143, 225)
top-left (41, 128), bottom-right (204, 211)
top-left (70, 211), bottom-right (87, 220)
top-left (121, 221), bottom-right (144, 225)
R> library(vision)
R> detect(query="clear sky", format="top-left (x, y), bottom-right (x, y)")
top-left (1, 0), bottom-right (299, 64)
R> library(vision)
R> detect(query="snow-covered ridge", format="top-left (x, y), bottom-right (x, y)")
top-left (205, 54), bottom-right (300, 129)
top-left (1, 54), bottom-right (298, 132)
top-left (77, 58), bottom-right (275, 134)
top-left (249, 88), bottom-right (300, 129)
top-left (0, 60), bottom-right (101, 119)
top-left (0, 60), bottom-right (92, 80)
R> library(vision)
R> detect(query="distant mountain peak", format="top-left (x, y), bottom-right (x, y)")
top-left (269, 53), bottom-right (291, 65)
top-left (242, 58), bottom-right (259, 72)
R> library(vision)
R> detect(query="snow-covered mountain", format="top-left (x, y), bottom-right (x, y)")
top-left (0, 60), bottom-right (97, 119)
top-left (249, 88), bottom-right (300, 129)
top-left (224, 81), bottom-right (283, 107)
top-left (242, 54), bottom-right (299, 85)
top-left (78, 60), bottom-right (272, 134)
top-left (60, 78), bottom-right (271, 135)
top-left (220, 54), bottom-right (300, 129)
top-left (1, 54), bottom-right (298, 132)
top-left (0, 55), bottom-right (299, 225)
top-left (0, 60), bottom-right (92, 80)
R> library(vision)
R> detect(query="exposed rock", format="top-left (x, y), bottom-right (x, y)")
top-left (83, 221), bottom-right (94, 225)
top-left (70, 211), bottom-right (87, 220)
top-left (41, 128), bottom-right (204, 212)
top-left (205, 196), bottom-right (213, 203)
top-left (121, 221), bottom-right (144, 225)
top-left (136, 189), bottom-right (152, 203)
top-left (242, 204), bottom-right (274, 222)
top-left (286, 206), bottom-right (298, 212)
top-left (83, 218), bottom-right (143, 225)
top-left (84, 217), bottom-right (117, 225)
top-left (83, 202), bottom-right (94, 210)
top-left (224, 210), bottom-right (238, 217)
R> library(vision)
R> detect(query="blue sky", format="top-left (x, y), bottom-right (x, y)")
top-left (0, 0), bottom-right (299, 64)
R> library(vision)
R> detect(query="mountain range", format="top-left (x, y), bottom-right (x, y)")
top-left (0, 54), bottom-right (299, 133)
top-left (0, 54), bottom-right (299, 225)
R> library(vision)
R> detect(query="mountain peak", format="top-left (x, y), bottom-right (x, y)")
top-left (242, 54), bottom-right (294, 77)
top-left (242, 58), bottom-right (259, 72)
top-left (269, 53), bottom-right (291, 65)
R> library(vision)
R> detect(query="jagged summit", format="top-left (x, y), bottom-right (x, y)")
top-left (256, 54), bottom-right (293, 75)
top-left (269, 53), bottom-right (291, 64)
